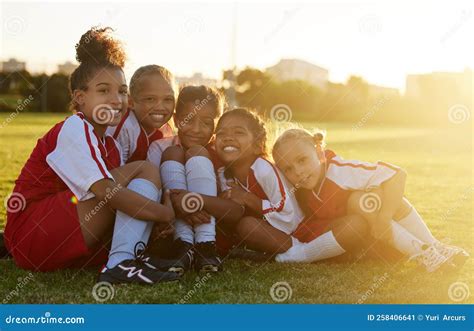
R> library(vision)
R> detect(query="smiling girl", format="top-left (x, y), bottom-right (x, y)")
top-left (148, 86), bottom-right (243, 274)
top-left (4, 27), bottom-right (180, 284)
top-left (107, 65), bottom-right (175, 163)
top-left (272, 128), bottom-right (469, 272)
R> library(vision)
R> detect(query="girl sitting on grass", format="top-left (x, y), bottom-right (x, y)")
top-left (107, 64), bottom-right (175, 163)
top-left (147, 86), bottom-right (244, 274)
top-left (271, 127), bottom-right (469, 272)
top-left (216, 108), bottom-right (376, 263)
top-left (4, 27), bottom-right (180, 285)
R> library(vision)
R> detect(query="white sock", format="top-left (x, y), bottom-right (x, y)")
top-left (275, 232), bottom-right (345, 263)
top-left (398, 207), bottom-right (438, 245)
top-left (106, 178), bottom-right (160, 268)
top-left (160, 160), bottom-right (193, 244)
top-left (390, 220), bottom-right (427, 257)
top-left (185, 156), bottom-right (217, 243)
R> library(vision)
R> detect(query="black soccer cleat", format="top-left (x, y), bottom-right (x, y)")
top-left (97, 259), bottom-right (181, 285)
top-left (166, 239), bottom-right (194, 275)
top-left (194, 241), bottom-right (222, 273)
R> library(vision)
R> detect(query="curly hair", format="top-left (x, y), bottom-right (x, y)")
top-left (69, 27), bottom-right (126, 110)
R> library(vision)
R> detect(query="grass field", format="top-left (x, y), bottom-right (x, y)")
top-left (0, 112), bottom-right (472, 304)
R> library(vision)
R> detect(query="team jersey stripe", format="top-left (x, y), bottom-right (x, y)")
top-left (112, 109), bottom-right (130, 139)
top-left (261, 158), bottom-right (286, 214)
top-left (329, 159), bottom-right (377, 171)
top-left (82, 118), bottom-right (109, 178)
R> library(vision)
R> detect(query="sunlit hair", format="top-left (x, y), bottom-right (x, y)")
top-left (69, 26), bottom-right (126, 111)
top-left (176, 85), bottom-right (225, 118)
top-left (218, 107), bottom-right (268, 157)
top-left (129, 65), bottom-right (177, 98)
top-left (272, 127), bottom-right (326, 160)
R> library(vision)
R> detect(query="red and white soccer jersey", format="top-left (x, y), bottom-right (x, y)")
top-left (107, 108), bottom-right (173, 163)
top-left (4, 112), bottom-right (122, 271)
top-left (218, 157), bottom-right (304, 235)
top-left (293, 149), bottom-right (400, 242)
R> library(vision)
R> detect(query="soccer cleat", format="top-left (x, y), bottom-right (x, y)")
top-left (433, 241), bottom-right (469, 269)
top-left (134, 241), bottom-right (186, 275)
top-left (165, 239), bottom-right (194, 275)
top-left (409, 245), bottom-right (450, 273)
top-left (97, 259), bottom-right (181, 285)
top-left (194, 241), bottom-right (222, 273)
top-left (228, 246), bottom-right (272, 262)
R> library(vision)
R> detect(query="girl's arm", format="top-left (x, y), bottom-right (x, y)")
top-left (170, 189), bottom-right (245, 224)
top-left (225, 182), bottom-right (263, 215)
top-left (90, 179), bottom-right (174, 223)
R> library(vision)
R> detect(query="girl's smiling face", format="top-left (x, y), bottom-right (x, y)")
top-left (131, 74), bottom-right (175, 133)
top-left (215, 114), bottom-right (261, 166)
top-left (274, 139), bottom-right (323, 190)
top-left (174, 102), bottom-right (217, 149)
top-left (74, 67), bottom-right (128, 129)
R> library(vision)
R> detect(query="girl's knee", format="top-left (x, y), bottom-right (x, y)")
top-left (135, 161), bottom-right (161, 187)
top-left (347, 188), bottom-right (383, 218)
top-left (162, 146), bottom-right (185, 164)
top-left (185, 145), bottom-right (210, 161)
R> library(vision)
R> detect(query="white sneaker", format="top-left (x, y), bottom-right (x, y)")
top-left (433, 241), bottom-right (469, 269)
top-left (409, 245), bottom-right (449, 273)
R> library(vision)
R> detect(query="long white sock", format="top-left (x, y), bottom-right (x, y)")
top-left (185, 156), bottom-right (217, 243)
top-left (106, 178), bottom-right (160, 268)
top-left (390, 220), bottom-right (427, 257)
top-left (160, 160), bottom-right (193, 244)
top-left (397, 207), bottom-right (438, 245)
top-left (275, 232), bottom-right (345, 263)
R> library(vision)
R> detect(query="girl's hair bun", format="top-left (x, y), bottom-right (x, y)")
top-left (313, 132), bottom-right (325, 145)
top-left (75, 26), bottom-right (126, 67)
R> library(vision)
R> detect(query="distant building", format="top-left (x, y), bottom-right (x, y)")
top-left (266, 59), bottom-right (329, 90)
top-left (176, 73), bottom-right (218, 88)
top-left (405, 69), bottom-right (472, 98)
top-left (368, 84), bottom-right (399, 99)
top-left (57, 61), bottom-right (78, 75)
top-left (0, 58), bottom-right (26, 72)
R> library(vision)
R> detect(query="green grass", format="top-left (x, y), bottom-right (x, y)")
top-left (0, 113), bottom-right (472, 304)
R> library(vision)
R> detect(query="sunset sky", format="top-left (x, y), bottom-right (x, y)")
top-left (1, 0), bottom-right (472, 90)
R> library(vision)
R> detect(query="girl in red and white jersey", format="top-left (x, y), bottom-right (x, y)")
top-left (4, 27), bottom-right (179, 285)
top-left (272, 128), bottom-right (469, 272)
top-left (107, 65), bottom-right (175, 163)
